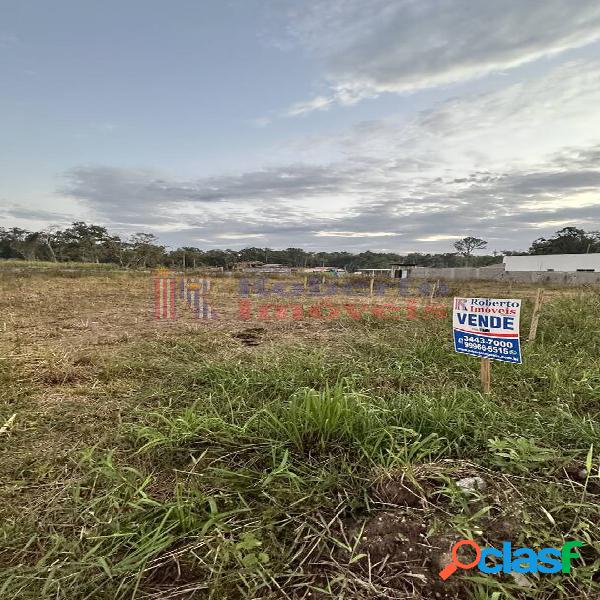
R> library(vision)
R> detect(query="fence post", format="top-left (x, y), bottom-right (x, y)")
top-left (528, 288), bottom-right (545, 342)
top-left (429, 280), bottom-right (438, 304)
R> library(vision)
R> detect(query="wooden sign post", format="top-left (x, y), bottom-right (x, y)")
top-left (453, 297), bottom-right (523, 396)
top-left (480, 358), bottom-right (491, 394)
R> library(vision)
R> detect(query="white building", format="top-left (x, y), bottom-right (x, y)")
top-left (503, 253), bottom-right (600, 272)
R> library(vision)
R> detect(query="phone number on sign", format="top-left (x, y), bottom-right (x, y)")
top-left (457, 336), bottom-right (518, 355)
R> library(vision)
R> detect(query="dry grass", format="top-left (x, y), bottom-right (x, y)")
top-left (0, 264), bottom-right (599, 599)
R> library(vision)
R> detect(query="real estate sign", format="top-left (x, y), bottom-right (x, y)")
top-left (453, 298), bottom-right (522, 364)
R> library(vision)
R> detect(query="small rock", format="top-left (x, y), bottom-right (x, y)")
top-left (456, 476), bottom-right (486, 492)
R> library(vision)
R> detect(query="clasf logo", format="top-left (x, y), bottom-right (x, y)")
top-left (439, 540), bottom-right (583, 580)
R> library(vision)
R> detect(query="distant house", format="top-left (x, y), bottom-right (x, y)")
top-left (504, 253), bottom-right (600, 272)
top-left (233, 261), bottom-right (264, 271)
top-left (357, 263), bottom-right (416, 278)
top-left (241, 263), bottom-right (292, 274)
top-left (357, 268), bottom-right (393, 277)
top-left (390, 263), bottom-right (417, 279)
top-left (304, 266), bottom-right (346, 275)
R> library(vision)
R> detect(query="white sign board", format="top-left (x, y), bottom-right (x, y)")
top-left (453, 298), bottom-right (522, 364)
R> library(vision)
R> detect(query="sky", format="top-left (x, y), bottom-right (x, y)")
top-left (1, 0), bottom-right (600, 254)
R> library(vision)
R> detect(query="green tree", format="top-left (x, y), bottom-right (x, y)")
top-left (0, 227), bottom-right (43, 259)
top-left (128, 233), bottom-right (165, 268)
top-left (56, 222), bottom-right (111, 262)
top-left (453, 236), bottom-right (488, 256)
top-left (529, 227), bottom-right (600, 254)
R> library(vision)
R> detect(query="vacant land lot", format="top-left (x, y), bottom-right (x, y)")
top-left (1, 264), bottom-right (599, 599)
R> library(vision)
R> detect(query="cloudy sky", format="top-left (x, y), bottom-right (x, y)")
top-left (1, 0), bottom-right (600, 253)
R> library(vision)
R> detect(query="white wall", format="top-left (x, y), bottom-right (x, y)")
top-left (503, 253), bottom-right (600, 272)
top-left (409, 266), bottom-right (600, 284)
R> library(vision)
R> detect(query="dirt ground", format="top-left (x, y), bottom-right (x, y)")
top-left (0, 267), bottom-right (569, 355)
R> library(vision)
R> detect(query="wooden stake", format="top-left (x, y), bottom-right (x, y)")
top-left (528, 288), bottom-right (545, 342)
top-left (480, 358), bottom-right (491, 394)
top-left (369, 275), bottom-right (375, 297)
top-left (429, 280), bottom-right (438, 304)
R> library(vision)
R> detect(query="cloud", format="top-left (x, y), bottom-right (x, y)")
top-left (49, 58), bottom-right (600, 252)
top-left (62, 163), bottom-right (351, 210)
top-left (416, 235), bottom-right (465, 242)
top-left (57, 148), bottom-right (600, 252)
top-left (0, 205), bottom-right (73, 224)
top-left (315, 231), bottom-right (398, 237)
top-left (277, 0), bottom-right (600, 112)
top-left (217, 233), bottom-right (265, 239)
top-left (286, 95), bottom-right (335, 117)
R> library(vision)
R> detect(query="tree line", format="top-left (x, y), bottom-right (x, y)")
top-left (0, 223), bottom-right (598, 271)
